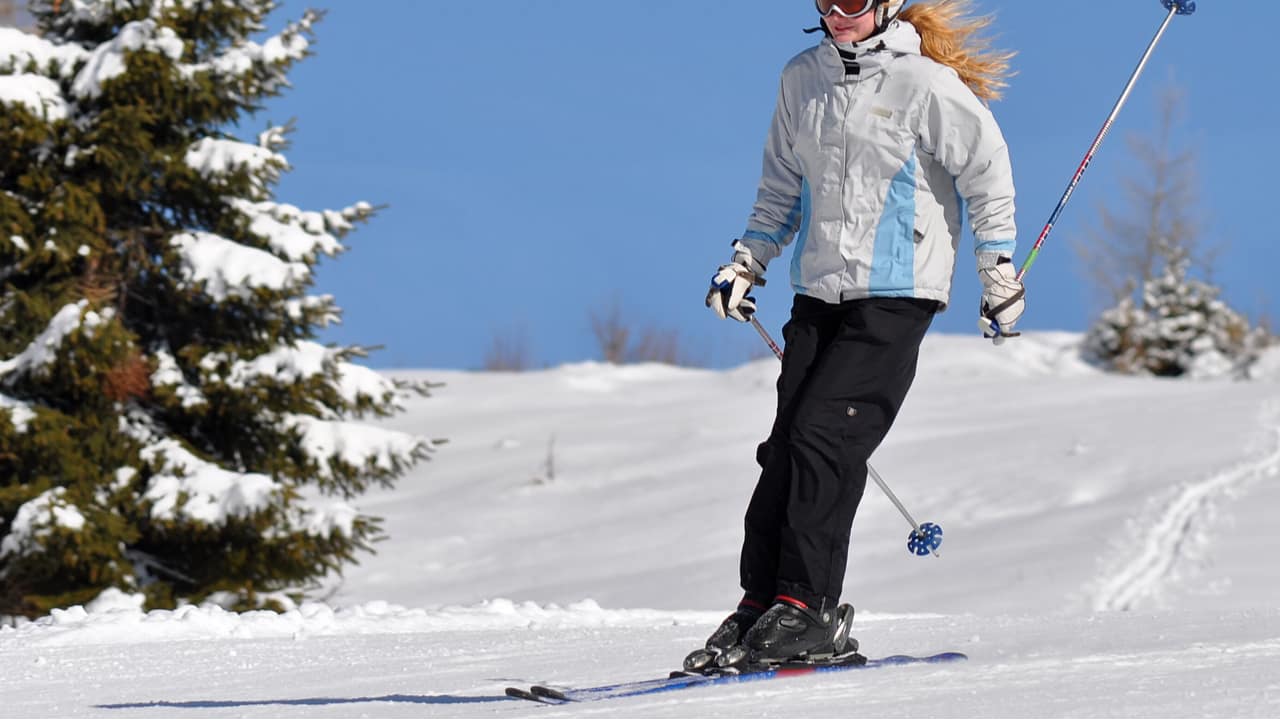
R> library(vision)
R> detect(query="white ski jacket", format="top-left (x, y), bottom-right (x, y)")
top-left (739, 21), bottom-right (1016, 309)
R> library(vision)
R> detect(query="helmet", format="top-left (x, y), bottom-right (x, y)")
top-left (876, 0), bottom-right (907, 32)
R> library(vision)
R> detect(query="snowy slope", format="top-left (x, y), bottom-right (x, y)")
top-left (3, 333), bottom-right (1280, 717)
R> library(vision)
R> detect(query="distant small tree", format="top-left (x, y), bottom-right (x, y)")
top-left (1084, 245), bottom-right (1270, 378)
top-left (1073, 86), bottom-right (1214, 307)
top-left (1078, 84), bottom-right (1273, 378)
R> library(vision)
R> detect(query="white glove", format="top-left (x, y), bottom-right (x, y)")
top-left (978, 254), bottom-right (1025, 338)
top-left (706, 243), bottom-right (766, 323)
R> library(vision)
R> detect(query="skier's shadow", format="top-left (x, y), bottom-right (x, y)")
top-left (96, 692), bottom-right (511, 710)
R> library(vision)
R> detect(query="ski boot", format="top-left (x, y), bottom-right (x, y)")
top-left (682, 597), bottom-right (767, 672)
top-left (718, 599), bottom-right (858, 669)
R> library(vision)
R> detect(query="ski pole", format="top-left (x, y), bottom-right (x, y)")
top-left (983, 0), bottom-right (1196, 343)
top-left (749, 315), bottom-right (942, 558)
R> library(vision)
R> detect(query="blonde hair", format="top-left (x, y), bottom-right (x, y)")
top-left (900, 0), bottom-right (1015, 102)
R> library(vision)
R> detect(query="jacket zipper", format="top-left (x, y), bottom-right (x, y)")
top-left (837, 61), bottom-right (859, 301)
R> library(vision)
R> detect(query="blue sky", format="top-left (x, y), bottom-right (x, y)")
top-left (260, 1), bottom-right (1277, 369)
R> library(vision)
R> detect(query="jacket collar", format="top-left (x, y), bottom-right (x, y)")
top-left (819, 20), bottom-right (921, 81)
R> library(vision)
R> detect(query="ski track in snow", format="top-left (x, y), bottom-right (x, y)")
top-left (1092, 412), bottom-right (1280, 612)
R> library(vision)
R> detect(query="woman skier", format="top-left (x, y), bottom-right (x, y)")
top-left (699, 0), bottom-right (1024, 668)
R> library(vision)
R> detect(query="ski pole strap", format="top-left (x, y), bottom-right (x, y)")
top-left (982, 287), bottom-right (1025, 341)
top-left (982, 287), bottom-right (1025, 323)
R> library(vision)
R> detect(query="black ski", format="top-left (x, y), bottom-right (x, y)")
top-left (504, 651), bottom-right (967, 704)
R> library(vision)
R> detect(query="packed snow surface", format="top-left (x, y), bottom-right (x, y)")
top-left (3, 332), bottom-right (1280, 717)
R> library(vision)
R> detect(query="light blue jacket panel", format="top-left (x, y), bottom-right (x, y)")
top-left (740, 21), bottom-right (1017, 309)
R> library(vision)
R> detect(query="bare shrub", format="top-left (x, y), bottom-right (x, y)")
top-left (483, 328), bottom-right (533, 371)
top-left (1072, 85), bottom-right (1216, 309)
top-left (590, 299), bottom-right (703, 366)
top-left (590, 301), bottom-right (630, 364)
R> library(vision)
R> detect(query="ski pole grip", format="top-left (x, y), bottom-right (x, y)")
top-left (1161, 0), bottom-right (1196, 15)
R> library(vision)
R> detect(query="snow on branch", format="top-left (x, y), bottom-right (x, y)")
top-left (170, 231), bottom-right (308, 302)
top-left (185, 138), bottom-right (287, 196)
top-left (0, 488), bottom-right (86, 559)
top-left (285, 294), bottom-right (340, 327)
top-left (286, 414), bottom-right (432, 484)
top-left (260, 12), bottom-right (315, 64)
top-left (287, 500), bottom-right (359, 539)
top-left (0, 27), bottom-right (88, 77)
top-left (257, 124), bottom-right (288, 152)
top-left (120, 413), bottom-right (359, 538)
top-left (223, 340), bottom-right (333, 388)
top-left (229, 199), bottom-right (343, 262)
top-left (203, 340), bottom-right (403, 410)
top-left (71, 19), bottom-right (185, 100)
top-left (150, 0), bottom-right (237, 18)
top-left (181, 10), bottom-right (318, 94)
top-left (0, 74), bottom-right (70, 121)
top-left (32, 0), bottom-right (274, 30)
top-left (1, 393), bottom-right (37, 433)
top-left (335, 362), bottom-right (404, 409)
top-left (150, 348), bottom-right (207, 409)
top-left (140, 437), bottom-right (280, 525)
top-left (325, 202), bottom-right (375, 234)
top-left (0, 300), bottom-right (110, 381)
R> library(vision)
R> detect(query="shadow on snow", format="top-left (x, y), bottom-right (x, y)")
top-left (97, 692), bottom-right (511, 709)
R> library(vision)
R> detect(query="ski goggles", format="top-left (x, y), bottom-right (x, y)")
top-left (815, 0), bottom-right (879, 18)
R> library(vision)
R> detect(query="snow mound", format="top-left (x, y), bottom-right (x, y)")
top-left (1248, 345), bottom-right (1280, 381)
top-left (918, 331), bottom-right (1097, 379)
top-left (0, 597), bottom-right (942, 649)
top-left (0, 599), bottom-right (711, 648)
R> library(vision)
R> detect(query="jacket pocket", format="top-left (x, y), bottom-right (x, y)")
top-left (838, 400), bottom-right (882, 479)
top-left (913, 206), bottom-right (939, 245)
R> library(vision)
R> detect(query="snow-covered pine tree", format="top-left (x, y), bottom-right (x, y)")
top-left (1084, 244), bottom-right (1271, 379)
top-left (0, 0), bottom-right (433, 618)
top-left (1078, 87), bottom-right (1274, 380)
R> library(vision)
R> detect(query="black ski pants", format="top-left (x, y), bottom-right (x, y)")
top-left (740, 294), bottom-right (938, 611)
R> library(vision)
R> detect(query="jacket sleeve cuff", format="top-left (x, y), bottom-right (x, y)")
top-left (737, 232), bottom-right (783, 269)
top-left (975, 238), bottom-right (1016, 258)
top-left (731, 241), bottom-right (767, 275)
top-left (977, 251), bottom-right (1013, 271)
